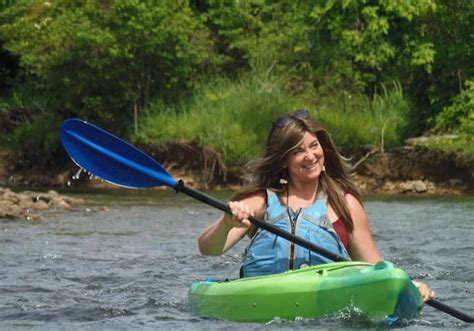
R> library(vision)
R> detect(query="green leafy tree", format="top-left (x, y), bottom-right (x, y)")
top-left (306, 0), bottom-right (437, 94)
top-left (198, 0), bottom-right (440, 126)
top-left (198, 0), bottom-right (439, 137)
top-left (435, 79), bottom-right (474, 135)
top-left (0, 0), bottom-right (209, 133)
top-left (406, 0), bottom-right (474, 134)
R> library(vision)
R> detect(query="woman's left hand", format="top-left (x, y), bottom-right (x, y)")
top-left (413, 280), bottom-right (435, 302)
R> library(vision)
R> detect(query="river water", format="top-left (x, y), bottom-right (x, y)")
top-left (1, 189), bottom-right (473, 330)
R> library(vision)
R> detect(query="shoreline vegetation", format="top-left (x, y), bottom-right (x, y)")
top-left (1, 136), bottom-right (472, 221)
top-left (1, 2), bottom-right (472, 219)
top-left (1, 141), bottom-right (472, 196)
top-left (2, 138), bottom-right (473, 195)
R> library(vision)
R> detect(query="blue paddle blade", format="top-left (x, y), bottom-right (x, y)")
top-left (60, 118), bottom-right (177, 189)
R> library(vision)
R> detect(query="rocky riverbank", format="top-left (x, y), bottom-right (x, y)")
top-left (350, 146), bottom-right (473, 195)
top-left (138, 142), bottom-right (474, 195)
top-left (0, 142), bottom-right (472, 221)
top-left (0, 187), bottom-right (84, 220)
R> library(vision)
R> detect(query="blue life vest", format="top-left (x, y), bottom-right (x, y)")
top-left (241, 190), bottom-right (351, 278)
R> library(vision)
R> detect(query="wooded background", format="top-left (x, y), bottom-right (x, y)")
top-left (0, 0), bottom-right (472, 168)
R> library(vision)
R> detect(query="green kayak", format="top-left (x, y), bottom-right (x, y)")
top-left (189, 261), bottom-right (423, 323)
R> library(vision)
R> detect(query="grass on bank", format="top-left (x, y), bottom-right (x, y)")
top-left (136, 73), bottom-right (298, 165)
top-left (136, 72), bottom-right (410, 166)
top-left (412, 135), bottom-right (474, 161)
top-left (417, 79), bottom-right (474, 160)
top-left (317, 81), bottom-right (409, 151)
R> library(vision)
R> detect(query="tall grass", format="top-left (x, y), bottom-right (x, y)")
top-left (137, 70), bottom-right (300, 165)
top-left (137, 73), bottom-right (410, 165)
top-left (318, 80), bottom-right (409, 151)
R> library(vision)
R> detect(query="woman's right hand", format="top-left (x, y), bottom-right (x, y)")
top-left (223, 201), bottom-right (253, 228)
top-left (198, 192), bottom-right (265, 256)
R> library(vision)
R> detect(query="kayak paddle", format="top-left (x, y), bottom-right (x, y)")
top-left (60, 118), bottom-right (473, 323)
top-left (60, 118), bottom-right (347, 262)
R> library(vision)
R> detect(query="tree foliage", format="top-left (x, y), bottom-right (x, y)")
top-left (0, 0), bottom-right (472, 165)
top-left (406, 0), bottom-right (474, 134)
top-left (1, 0), bottom-right (209, 132)
top-left (434, 80), bottom-right (474, 135)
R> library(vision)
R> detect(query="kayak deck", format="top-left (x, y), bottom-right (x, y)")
top-left (189, 261), bottom-right (423, 323)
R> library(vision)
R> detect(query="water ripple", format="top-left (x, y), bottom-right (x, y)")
top-left (0, 196), bottom-right (472, 329)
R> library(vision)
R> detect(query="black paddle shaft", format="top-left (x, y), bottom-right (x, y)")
top-left (426, 299), bottom-right (473, 323)
top-left (176, 181), bottom-right (348, 262)
top-left (177, 180), bottom-right (474, 323)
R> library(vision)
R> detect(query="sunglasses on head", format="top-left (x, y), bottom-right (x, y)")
top-left (273, 109), bottom-right (310, 128)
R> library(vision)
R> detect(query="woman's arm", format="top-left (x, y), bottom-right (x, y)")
top-left (345, 194), bottom-right (435, 301)
top-left (198, 215), bottom-right (249, 256)
top-left (345, 194), bottom-right (382, 263)
top-left (198, 191), bottom-right (266, 256)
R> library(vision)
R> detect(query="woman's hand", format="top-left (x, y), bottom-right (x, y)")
top-left (198, 192), bottom-right (265, 256)
top-left (223, 201), bottom-right (253, 228)
top-left (413, 280), bottom-right (435, 302)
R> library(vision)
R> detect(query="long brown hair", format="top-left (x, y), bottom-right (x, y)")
top-left (237, 110), bottom-right (360, 232)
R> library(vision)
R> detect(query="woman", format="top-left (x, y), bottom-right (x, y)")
top-left (198, 109), bottom-right (434, 301)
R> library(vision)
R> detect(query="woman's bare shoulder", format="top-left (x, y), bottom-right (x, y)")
top-left (344, 192), bottom-right (364, 211)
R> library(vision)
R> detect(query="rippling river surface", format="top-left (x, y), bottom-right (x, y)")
top-left (1, 189), bottom-right (473, 330)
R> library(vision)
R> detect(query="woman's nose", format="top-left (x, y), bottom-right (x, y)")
top-left (303, 148), bottom-right (315, 160)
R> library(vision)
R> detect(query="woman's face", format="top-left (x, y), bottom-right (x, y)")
top-left (285, 132), bottom-right (324, 183)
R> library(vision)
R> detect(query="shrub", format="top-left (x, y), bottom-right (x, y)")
top-left (11, 115), bottom-right (62, 168)
top-left (434, 80), bottom-right (474, 135)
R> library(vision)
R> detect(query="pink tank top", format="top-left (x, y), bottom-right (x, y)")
top-left (333, 218), bottom-right (349, 250)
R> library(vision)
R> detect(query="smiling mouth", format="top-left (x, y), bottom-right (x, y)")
top-left (303, 163), bottom-right (319, 170)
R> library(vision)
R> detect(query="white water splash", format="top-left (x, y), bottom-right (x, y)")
top-left (72, 168), bottom-right (83, 180)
